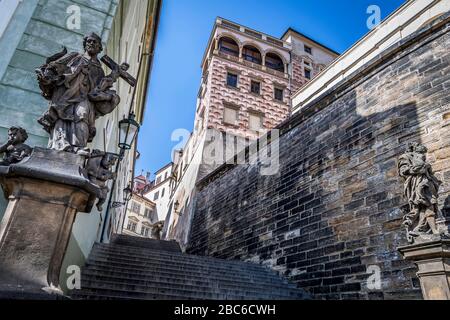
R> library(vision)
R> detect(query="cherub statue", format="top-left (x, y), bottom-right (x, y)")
top-left (81, 150), bottom-right (118, 211)
top-left (0, 127), bottom-right (32, 166)
top-left (398, 143), bottom-right (445, 242)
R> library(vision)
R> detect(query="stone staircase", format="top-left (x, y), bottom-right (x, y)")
top-left (71, 235), bottom-right (310, 300)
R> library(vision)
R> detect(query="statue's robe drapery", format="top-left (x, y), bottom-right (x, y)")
top-left (398, 151), bottom-right (441, 231)
top-left (43, 52), bottom-right (119, 151)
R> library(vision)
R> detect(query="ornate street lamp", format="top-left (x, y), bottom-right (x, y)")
top-left (118, 112), bottom-right (140, 151)
top-left (111, 184), bottom-right (133, 208)
top-left (123, 184), bottom-right (133, 202)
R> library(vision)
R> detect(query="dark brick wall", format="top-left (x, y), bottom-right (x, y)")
top-left (187, 16), bottom-right (450, 300)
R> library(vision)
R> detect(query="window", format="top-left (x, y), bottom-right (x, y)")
top-left (150, 211), bottom-right (158, 224)
top-left (153, 191), bottom-right (159, 201)
top-left (242, 45), bottom-right (262, 64)
top-left (304, 61), bottom-right (310, 66)
top-left (305, 68), bottom-right (312, 80)
top-left (144, 207), bottom-right (151, 218)
top-left (141, 226), bottom-right (150, 237)
top-left (164, 172), bottom-right (168, 180)
top-left (223, 104), bottom-right (239, 125)
top-left (249, 112), bottom-right (264, 131)
top-left (156, 176), bottom-right (161, 184)
top-left (274, 87), bottom-right (284, 102)
top-left (131, 201), bottom-right (141, 214)
top-left (161, 188), bottom-right (165, 197)
top-left (127, 221), bottom-right (137, 232)
top-left (304, 45), bottom-right (312, 54)
top-left (265, 53), bottom-right (284, 72)
top-left (226, 72), bottom-right (238, 88)
top-left (250, 81), bottom-right (260, 95)
top-left (218, 37), bottom-right (239, 57)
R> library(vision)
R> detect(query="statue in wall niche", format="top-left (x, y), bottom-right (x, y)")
top-left (0, 127), bottom-right (32, 166)
top-left (35, 32), bottom-right (136, 156)
top-left (398, 142), bottom-right (447, 243)
top-left (81, 150), bottom-right (118, 211)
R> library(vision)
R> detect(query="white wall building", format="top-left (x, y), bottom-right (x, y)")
top-left (122, 194), bottom-right (158, 238)
top-left (145, 163), bottom-right (173, 222)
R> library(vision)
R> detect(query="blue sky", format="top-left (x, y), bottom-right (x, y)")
top-left (135, 0), bottom-right (406, 178)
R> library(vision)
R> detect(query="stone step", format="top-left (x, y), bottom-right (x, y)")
top-left (79, 264), bottom-right (297, 288)
top-left (83, 265), bottom-right (296, 288)
top-left (89, 250), bottom-right (277, 275)
top-left (71, 287), bottom-right (229, 300)
top-left (83, 262), bottom-right (289, 285)
top-left (80, 278), bottom-right (301, 299)
top-left (110, 235), bottom-right (181, 252)
top-left (80, 270), bottom-right (300, 293)
top-left (87, 258), bottom-right (287, 283)
top-left (93, 243), bottom-right (266, 270)
top-left (71, 237), bottom-right (310, 300)
top-left (76, 279), bottom-right (302, 300)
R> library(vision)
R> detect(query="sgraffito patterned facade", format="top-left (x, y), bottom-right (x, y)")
top-left (203, 55), bottom-right (290, 140)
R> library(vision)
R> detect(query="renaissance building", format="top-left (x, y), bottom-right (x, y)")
top-left (162, 17), bottom-right (339, 248)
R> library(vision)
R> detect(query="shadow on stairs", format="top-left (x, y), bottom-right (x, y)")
top-left (70, 234), bottom-right (310, 300)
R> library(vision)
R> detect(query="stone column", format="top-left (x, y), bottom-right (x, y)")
top-left (0, 148), bottom-right (99, 299)
top-left (398, 238), bottom-right (450, 300)
top-left (213, 38), bottom-right (219, 55)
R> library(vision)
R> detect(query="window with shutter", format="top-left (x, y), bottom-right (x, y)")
top-left (249, 113), bottom-right (263, 131)
top-left (223, 105), bottom-right (239, 125)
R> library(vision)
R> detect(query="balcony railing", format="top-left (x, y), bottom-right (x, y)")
top-left (265, 61), bottom-right (284, 73)
top-left (219, 46), bottom-right (239, 57)
top-left (243, 54), bottom-right (262, 65)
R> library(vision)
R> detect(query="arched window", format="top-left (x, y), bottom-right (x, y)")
top-left (242, 45), bottom-right (262, 64)
top-left (218, 37), bottom-right (239, 57)
top-left (265, 52), bottom-right (284, 72)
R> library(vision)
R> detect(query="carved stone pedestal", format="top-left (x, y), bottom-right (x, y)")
top-left (0, 148), bottom-right (100, 299)
top-left (398, 238), bottom-right (450, 300)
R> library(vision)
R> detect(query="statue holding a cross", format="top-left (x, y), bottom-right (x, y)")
top-left (36, 32), bottom-right (136, 155)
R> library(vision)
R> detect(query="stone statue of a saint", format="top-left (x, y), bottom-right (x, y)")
top-left (398, 143), bottom-right (445, 242)
top-left (35, 32), bottom-right (134, 155)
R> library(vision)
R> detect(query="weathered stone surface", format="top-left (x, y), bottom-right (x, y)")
top-left (398, 239), bottom-right (450, 300)
top-left (0, 148), bottom-right (104, 296)
top-left (0, 147), bottom-right (101, 212)
top-left (0, 177), bottom-right (88, 295)
top-left (187, 14), bottom-right (450, 299)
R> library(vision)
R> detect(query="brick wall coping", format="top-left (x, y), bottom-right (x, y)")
top-left (292, 0), bottom-right (449, 113)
